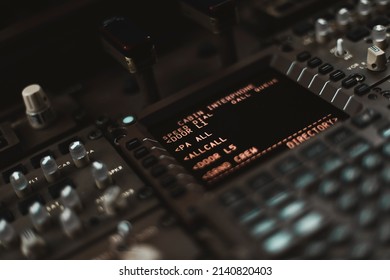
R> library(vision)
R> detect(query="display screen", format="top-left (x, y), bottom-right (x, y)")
top-left (148, 67), bottom-right (349, 186)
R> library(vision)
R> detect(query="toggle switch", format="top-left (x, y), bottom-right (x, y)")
top-left (335, 38), bottom-right (347, 57)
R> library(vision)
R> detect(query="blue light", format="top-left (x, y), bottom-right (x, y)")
top-left (122, 115), bottom-right (135, 125)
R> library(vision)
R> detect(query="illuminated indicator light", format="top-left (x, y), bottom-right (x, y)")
top-left (122, 115), bottom-right (136, 125)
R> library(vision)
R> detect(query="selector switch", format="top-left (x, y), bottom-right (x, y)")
top-left (10, 171), bottom-right (30, 198)
top-left (29, 202), bottom-right (50, 231)
top-left (60, 186), bottom-right (82, 212)
top-left (59, 208), bottom-right (82, 238)
top-left (22, 84), bottom-right (56, 129)
top-left (69, 141), bottom-right (90, 168)
top-left (367, 45), bottom-right (387, 71)
top-left (40, 155), bottom-right (60, 182)
top-left (91, 161), bottom-right (112, 189)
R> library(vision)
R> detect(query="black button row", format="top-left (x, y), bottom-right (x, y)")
top-left (342, 76), bottom-right (358, 89)
top-left (295, 52), bottom-right (367, 94)
top-left (126, 138), bottom-right (141, 150)
top-left (307, 57), bottom-right (322, 68)
top-left (329, 70), bottom-right (346, 82)
top-left (318, 63), bottom-right (334, 75)
top-left (127, 137), bottom-right (186, 199)
top-left (354, 84), bottom-right (370, 96)
top-left (134, 146), bottom-right (149, 159)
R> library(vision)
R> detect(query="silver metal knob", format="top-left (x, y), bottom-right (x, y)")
top-left (315, 18), bottom-right (331, 44)
top-left (29, 202), bottom-right (50, 231)
top-left (22, 84), bottom-right (56, 129)
top-left (10, 171), bottom-right (30, 198)
top-left (91, 161), bottom-right (112, 189)
top-left (40, 155), bottom-right (60, 182)
top-left (69, 141), bottom-right (90, 168)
